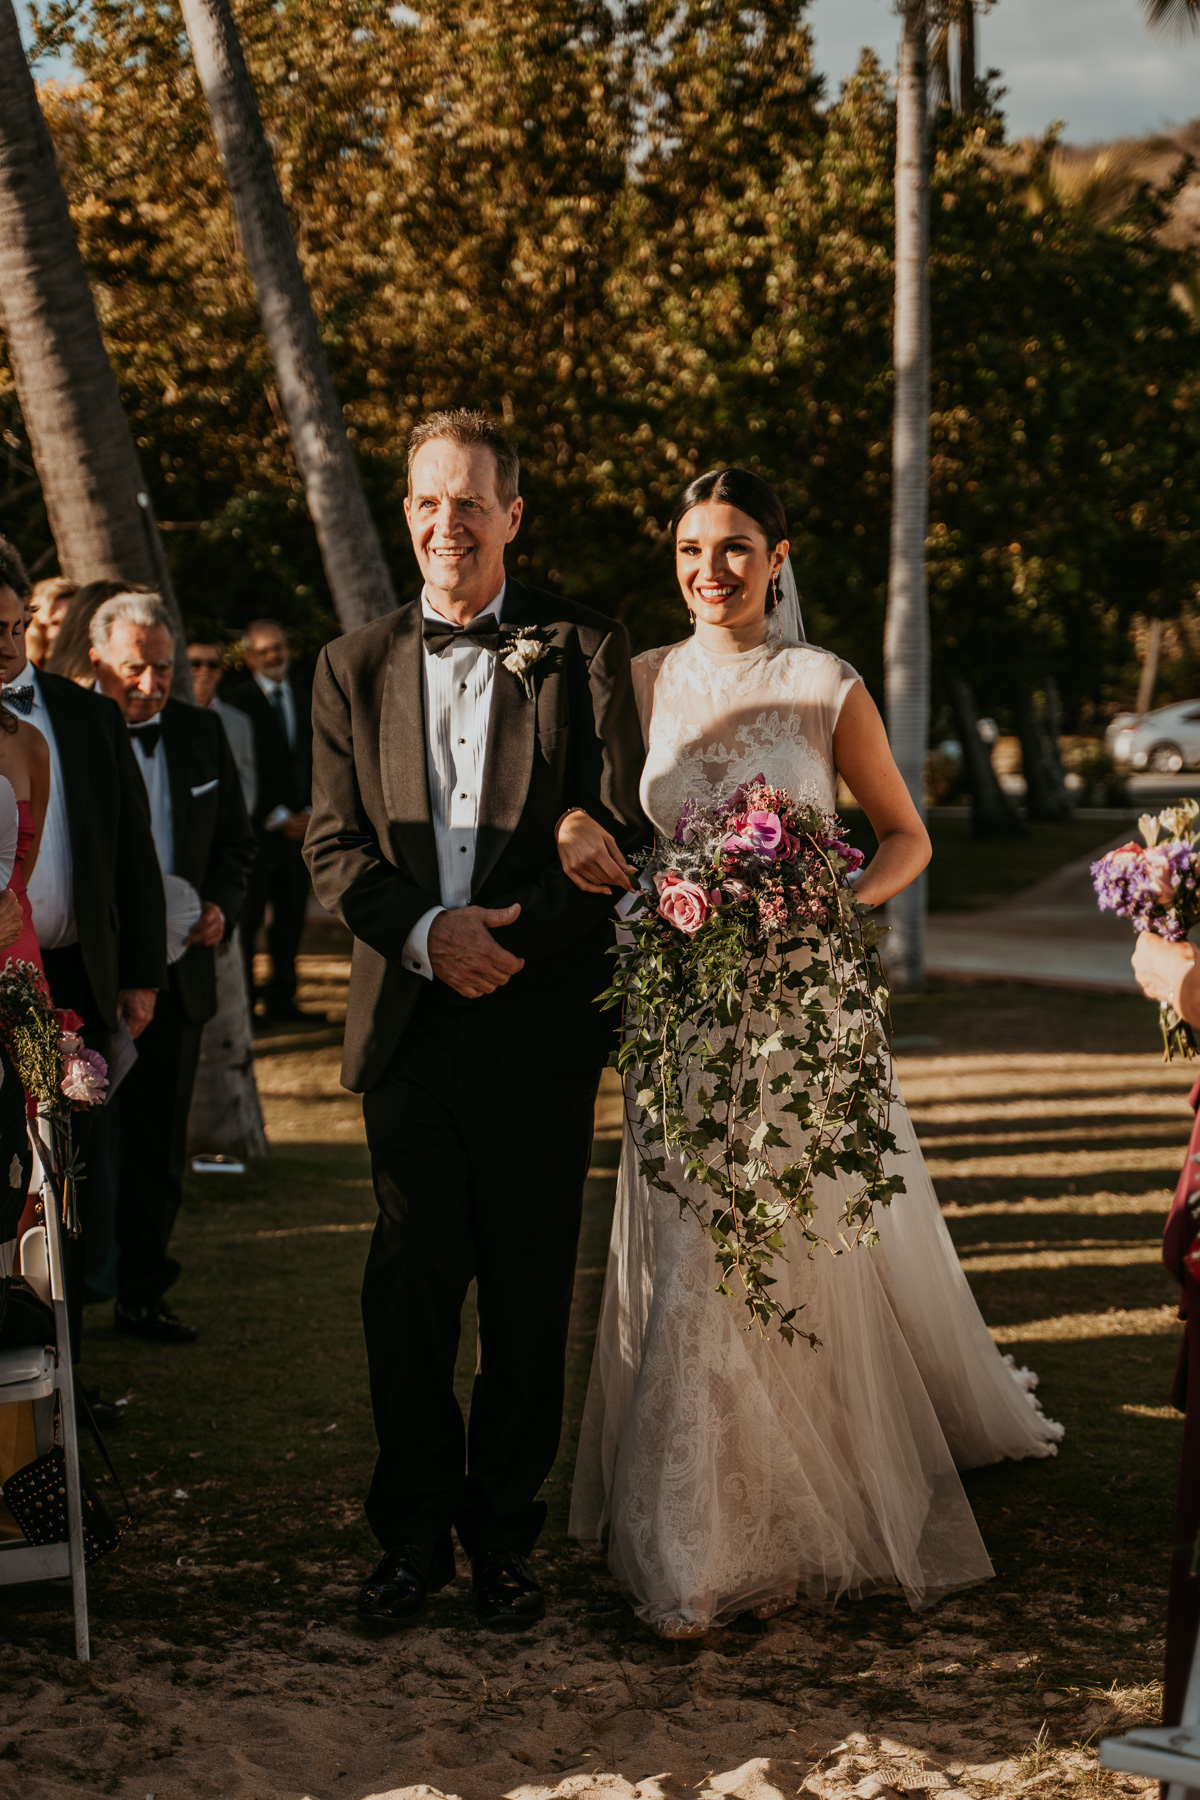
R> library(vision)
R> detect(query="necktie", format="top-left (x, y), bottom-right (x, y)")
top-left (269, 682), bottom-right (292, 749)
top-left (422, 614), bottom-right (502, 657)
top-left (4, 684), bottom-right (33, 718)
top-left (130, 723), bottom-right (162, 757)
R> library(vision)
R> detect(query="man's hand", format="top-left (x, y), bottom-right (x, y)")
top-left (185, 902), bottom-right (226, 949)
top-left (281, 812), bottom-right (309, 843)
top-left (428, 904), bottom-right (524, 998)
top-left (0, 890), bottom-right (22, 954)
top-left (117, 987), bottom-right (157, 1040)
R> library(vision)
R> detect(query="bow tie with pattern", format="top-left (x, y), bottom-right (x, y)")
top-left (421, 614), bottom-right (504, 657)
top-left (129, 723), bottom-right (162, 757)
top-left (3, 684), bottom-right (33, 717)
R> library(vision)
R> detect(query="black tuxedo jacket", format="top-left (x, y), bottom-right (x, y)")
top-left (224, 672), bottom-right (312, 829)
top-left (305, 580), bottom-right (648, 1092)
top-left (38, 672), bottom-right (167, 1031)
top-left (155, 699), bottom-right (257, 1025)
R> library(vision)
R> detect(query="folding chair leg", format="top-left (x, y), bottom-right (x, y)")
top-left (60, 1386), bottom-right (90, 1663)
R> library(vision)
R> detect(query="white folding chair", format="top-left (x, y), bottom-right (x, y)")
top-left (1102, 1615), bottom-right (1200, 1797)
top-left (0, 1116), bottom-right (89, 1659)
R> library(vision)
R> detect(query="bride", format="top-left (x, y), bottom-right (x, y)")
top-left (555, 467), bottom-right (1062, 1639)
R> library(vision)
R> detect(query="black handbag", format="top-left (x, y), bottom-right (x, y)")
top-left (1, 1395), bottom-right (129, 1565)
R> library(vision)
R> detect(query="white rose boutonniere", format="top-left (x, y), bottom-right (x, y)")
top-left (502, 631), bottom-right (549, 700)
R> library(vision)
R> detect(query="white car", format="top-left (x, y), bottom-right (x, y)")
top-left (1107, 702), bottom-right (1200, 774)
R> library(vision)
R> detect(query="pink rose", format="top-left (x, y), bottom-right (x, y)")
top-left (655, 872), bottom-right (715, 936)
top-left (61, 1047), bottom-right (107, 1106)
top-left (722, 810), bottom-right (785, 860)
top-left (54, 1008), bottom-right (84, 1036)
top-left (1142, 846), bottom-right (1178, 906)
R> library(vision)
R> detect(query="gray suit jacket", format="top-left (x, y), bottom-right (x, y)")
top-left (304, 580), bottom-right (647, 1092)
top-left (211, 697), bottom-right (257, 817)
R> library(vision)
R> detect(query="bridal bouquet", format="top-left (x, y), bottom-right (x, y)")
top-left (603, 778), bottom-right (905, 1342)
top-left (0, 962), bottom-right (107, 1234)
top-left (1092, 801), bottom-right (1200, 1060)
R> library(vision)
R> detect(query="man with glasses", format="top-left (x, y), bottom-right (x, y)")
top-left (187, 640), bottom-right (256, 816)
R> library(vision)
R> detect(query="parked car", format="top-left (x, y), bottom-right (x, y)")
top-left (1106, 702), bottom-right (1200, 773)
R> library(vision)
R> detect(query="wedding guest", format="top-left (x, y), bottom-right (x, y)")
top-left (187, 639), bottom-right (256, 814)
top-left (89, 594), bottom-right (255, 1343)
top-left (0, 539), bottom-right (166, 1354)
top-left (225, 620), bottom-right (313, 1026)
top-left (1133, 930), bottom-right (1200, 1725)
top-left (0, 584), bottom-right (49, 981)
top-left (47, 578), bottom-right (150, 687)
top-left (26, 577), bottom-right (74, 671)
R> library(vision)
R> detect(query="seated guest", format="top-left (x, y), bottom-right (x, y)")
top-left (0, 540), bottom-right (165, 1360)
top-left (89, 594), bottom-right (255, 1343)
top-left (26, 577), bottom-right (75, 671)
top-left (187, 639), bottom-right (256, 815)
top-left (225, 620), bottom-right (313, 1025)
top-left (1133, 930), bottom-right (1200, 1728)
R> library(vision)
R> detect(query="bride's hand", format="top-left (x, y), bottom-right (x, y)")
top-left (556, 807), bottom-right (636, 895)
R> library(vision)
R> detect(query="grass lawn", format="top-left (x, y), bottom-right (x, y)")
top-left (843, 812), bottom-right (1138, 914)
top-left (0, 956), bottom-right (1180, 1800)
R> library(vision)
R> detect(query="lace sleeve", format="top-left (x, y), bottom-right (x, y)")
top-left (631, 645), bottom-right (675, 743)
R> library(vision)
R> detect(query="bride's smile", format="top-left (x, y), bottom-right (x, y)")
top-left (674, 499), bottom-right (790, 651)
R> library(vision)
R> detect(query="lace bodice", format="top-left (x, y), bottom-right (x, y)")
top-left (633, 633), bottom-right (861, 836)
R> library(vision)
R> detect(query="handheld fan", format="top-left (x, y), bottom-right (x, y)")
top-left (164, 873), bottom-right (203, 965)
top-left (0, 776), bottom-right (21, 896)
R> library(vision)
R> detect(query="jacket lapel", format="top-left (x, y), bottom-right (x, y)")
top-left (472, 579), bottom-right (539, 898)
top-left (35, 671), bottom-right (87, 848)
top-left (379, 602), bottom-right (440, 900)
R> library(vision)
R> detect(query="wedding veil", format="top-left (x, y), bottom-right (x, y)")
top-left (778, 555), bottom-right (806, 646)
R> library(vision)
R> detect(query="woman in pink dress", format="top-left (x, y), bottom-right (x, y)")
top-left (0, 589), bottom-right (49, 982)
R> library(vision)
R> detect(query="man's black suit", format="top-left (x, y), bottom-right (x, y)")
top-left (115, 699), bottom-right (256, 1308)
top-left (33, 674), bottom-right (168, 1332)
top-left (305, 581), bottom-right (646, 1559)
top-left (224, 673), bottom-right (312, 1014)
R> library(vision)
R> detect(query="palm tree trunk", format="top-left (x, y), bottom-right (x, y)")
top-left (884, 0), bottom-right (931, 991)
top-left (957, 1), bottom-right (976, 114)
top-left (177, 0), bottom-right (397, 632)
top-left (0, 0), bottom-right (177, 607)
top-left (945, 672), bottom-right (1025, 838)
top-left (1015, 686), bottom-right (1075, 822)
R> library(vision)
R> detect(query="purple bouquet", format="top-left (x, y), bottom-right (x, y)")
top-left (1093, 801), bottom-right (1200, 1058)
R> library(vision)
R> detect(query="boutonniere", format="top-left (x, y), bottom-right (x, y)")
top-left (500, 629), bottom-right (550, 700)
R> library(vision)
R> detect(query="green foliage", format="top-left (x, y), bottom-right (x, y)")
top-left (2, 1), bottom-right (1198, 709)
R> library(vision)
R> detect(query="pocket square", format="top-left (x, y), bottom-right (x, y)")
top-left (190, 779), bottom-right (219, 798)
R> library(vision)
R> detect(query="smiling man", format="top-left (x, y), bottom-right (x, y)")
top-left (304, 409), bottom-right (647, 1635)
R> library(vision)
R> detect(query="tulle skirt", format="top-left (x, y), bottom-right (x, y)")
top-left (569, 1075), bottom-right (1062, 1633)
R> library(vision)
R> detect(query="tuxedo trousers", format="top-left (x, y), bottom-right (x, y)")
top-left (114, 979), bottom-right (203, 1308)
top-left (361, 992), bottom-right (600, 1558)
top-left (242, 832), bottom-right (309, 1011)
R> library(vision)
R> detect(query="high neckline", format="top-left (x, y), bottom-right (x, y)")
top-left (688, 631), bottom-right (778, 665)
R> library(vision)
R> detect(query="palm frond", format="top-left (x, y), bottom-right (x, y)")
top-left (1142, 0), bottom-right (1200, 39)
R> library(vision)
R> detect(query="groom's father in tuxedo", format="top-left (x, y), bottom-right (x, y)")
top-left (305, 410), bottom-right (645, 1631)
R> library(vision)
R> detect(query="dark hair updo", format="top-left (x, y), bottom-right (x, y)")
top-left (668, 467), bottom-right (788, 550)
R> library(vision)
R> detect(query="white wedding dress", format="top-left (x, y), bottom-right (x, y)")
top-left (569, 631), bottom-right (1063, 1634)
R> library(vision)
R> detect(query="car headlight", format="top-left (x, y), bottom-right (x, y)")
top-left (1113, 732), bottom-right (1134, 757)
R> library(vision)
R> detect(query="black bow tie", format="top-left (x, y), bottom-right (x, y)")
top-left (422, 614), bottom-right (502, 657)
top-left (3, 684), bottom-right (33, 717)
top-left (130, 723), bottom-right (162, 757)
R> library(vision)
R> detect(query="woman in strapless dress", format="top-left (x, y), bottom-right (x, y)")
top-left (0, 684), bottom-right (50, 984)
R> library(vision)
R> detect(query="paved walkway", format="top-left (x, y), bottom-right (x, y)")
top-left (926, 830), bottom-right (1140, 990)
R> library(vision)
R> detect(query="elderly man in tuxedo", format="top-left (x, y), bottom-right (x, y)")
top-left (90, 594), bottom-right (256, 1343)
top-left (0, 537), bottom-right (166, 1358)
top-left (225, 620), bottom-right (312, 1025)
top-left (305, 410), bottom-right (646, 1632)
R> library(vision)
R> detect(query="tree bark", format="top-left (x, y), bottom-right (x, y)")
top-left (1015, 686), bottom-right (1075, 822)
top-left (884, 0), bottom-right (931, 992)
top-left (187, 933), bottom-right (267, 1160)
top-left (0, 0), bottom-right (180, 617)
top-left (957, 1), bottom-right (976, 115)
top-left (945, 673), bottom-right (1025, 838)
top-left (1137, 617), bottom-right (1164, 715)
top-left (177, 0), bottom-right (397, 632)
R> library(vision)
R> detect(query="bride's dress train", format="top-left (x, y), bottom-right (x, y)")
top-left (568, 631), bottom-right (1062, 1634)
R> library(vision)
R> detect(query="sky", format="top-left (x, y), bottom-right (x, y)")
top-left (806, 0), bottom-right (1200, 143)
top-left (18, 1), bottom-right (1200, 146)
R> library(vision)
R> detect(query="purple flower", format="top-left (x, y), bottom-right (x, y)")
top-left (61, 1047), bottom-right (107, 1106)
top-left (723, 810), bottom-right (784, 860)
top-left (1093, 840), bottom-right (1196, 940)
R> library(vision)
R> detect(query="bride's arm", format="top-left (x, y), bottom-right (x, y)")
top-left (832, 682), bottom-right (931, 907)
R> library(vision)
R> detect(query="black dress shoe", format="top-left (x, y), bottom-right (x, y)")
top-left (357, 1540), bottom-right (456, 1630)
top-left (78, 1385), bottom-right (123, 1431)
top-left (472, 1548), bottom-right (545, 1630)
top-left (113, 1300), bottom-right (199, 1344)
